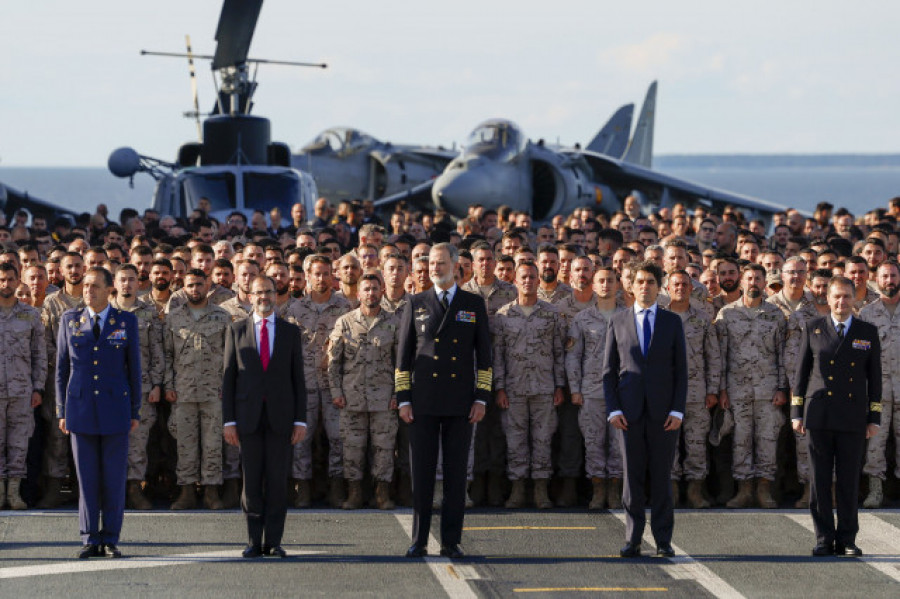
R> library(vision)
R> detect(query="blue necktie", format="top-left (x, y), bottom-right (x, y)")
top-left (642, 310), bottom-right (652, 357)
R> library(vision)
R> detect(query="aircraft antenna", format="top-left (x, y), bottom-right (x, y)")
top-left (185, 35), bottom-right (203, 142)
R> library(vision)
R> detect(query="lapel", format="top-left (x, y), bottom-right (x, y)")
top-left (821, 317), bottom-right (848, 356)
top-left (240, 317), bottom-right (264, 373)
top-left (436, 288), bottom-right (459, 334)
top-left (623, 307), bottom-right (641, 357)
top-left (271, 317), bottom-right (291, 365)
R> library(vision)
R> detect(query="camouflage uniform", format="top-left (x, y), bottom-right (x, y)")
top-left (660, 278), bottom-right (714, 319)
top-left (671, 305), bottom-right (721, 480)
top-left (565, 305), bottom-right (623, 479)
top-left (768, 290), bottom-right (820, 484)
top-left (163, 303), bottom-right (230, 486)
top-left (859, 299), bottom-right (900, 480)
top-left (462, 279), bottom-right (517, 481)
top-left (380, 291), bottom-right (411, 478)
top-left (327, 309), bottom-right (399, 481)
top-left (219, 296), bottom-right (252, 322)
top-left (0, 303), bottom-right (47, 478)
top-left (853, 287), bottom-right (880, 315)
top-left (166, 284), bottom-right (234, 313)
top-left (111, 298), bottom-right (164, 482)
top-left (537, 281), bottom-right (573, 304)
top-left (335, 290), bottom-right (360, 310)
top-left (41, 290), bottom-right (84, 478)
top-left (381, 292), bottom-right (410, 315)
top-left (715, 299), bottom-right (788, 481)
top-left (283, 292), bottom-right (351, 480)
top-left (494, 300), bottom-right (566, 480)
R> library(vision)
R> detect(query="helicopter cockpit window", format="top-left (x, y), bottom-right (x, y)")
top-left (243, 172), bottom-right (301, 216)
top-left (464, 123), bottom-right (525, 162)
top-left (181, 172), bottom-right (236, 213)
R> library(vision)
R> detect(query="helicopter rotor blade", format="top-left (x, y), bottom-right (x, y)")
top-left (211, 0), bottom-right (263, 70)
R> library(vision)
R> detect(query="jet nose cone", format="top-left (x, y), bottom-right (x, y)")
top-left (433, 170), bottom-right (483, 218)
top-left (433, 161), bottom-right (529, 217)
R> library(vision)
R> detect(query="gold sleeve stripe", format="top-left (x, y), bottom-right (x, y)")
top-left (476, 368), bottom-right (493, 391)
top-left (791, 396), bottom-right (804, 407)
top-left (870, 402), bottom-right (883, 413)
top-left (395, 370), bottom-right (411, 392)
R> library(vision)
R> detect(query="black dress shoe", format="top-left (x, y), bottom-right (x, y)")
top-left (242, 544), bottom-right (264, 558)
top-left (266, 545), bottom-right (287, 558)
top-left (620, 542), bottom-right (642, 558)
top-left (104, 544), bottom-right (123, 558)
top-left (840, 543), bottom-right (862, 557)
top-left (656, 544), bottom-right (675, 558)
top-left (439, 544), bottom-right (465, 559)
top-left (812, 543), bottom-right (834, 557)
top-left (405, 544), bottom-right (428, 558)
top-left (77, 544), bottom-right (101, 559)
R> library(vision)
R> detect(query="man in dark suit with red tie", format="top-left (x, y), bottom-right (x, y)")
top-left (792, 276), bottom-right (881, 557)
top-left (396, 243), bottom-right (492, 559)
top-left (222, 275), bottom-right (306, 558)
top-left (602, 260), bottom-right (687, 558)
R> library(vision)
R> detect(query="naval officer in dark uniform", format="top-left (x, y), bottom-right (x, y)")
top-left (792, 276), bottom-right (881, 557)
top-left (57, 266), bottom-right (142, 559)
top-left (396, 242), bottom-right (491, 559)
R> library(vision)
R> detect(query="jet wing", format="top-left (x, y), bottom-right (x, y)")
top-left (372, 178), bottom-right (436, 211)
top-left (0, 181), bottom-right (78, 222)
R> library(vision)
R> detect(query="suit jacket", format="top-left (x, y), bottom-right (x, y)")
top-left (602, 306), bottom-right (688, 422)
top-left (396, 288), bottom-right (492, 416)
top-left (222, 316), bottom-right (306, 436)
top-left (55, 306), bottom-right (142, 435)
top-left (792, 316), bottom-right (881, 432)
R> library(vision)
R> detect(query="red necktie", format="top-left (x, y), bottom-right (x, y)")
top-left (260, 318), bottom-right (270, 371)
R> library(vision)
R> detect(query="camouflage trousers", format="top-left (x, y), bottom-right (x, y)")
top-left (126, 393), bottom-right (156, 481)
top-left (167, 400), bottom-right (223, 486)
top-left (0, 396), bottom-right (35, 478)
top-left (578, 396), bottom-right (622, 479)
top-left (292, 388), bottom-right (343, 479)
top-left (223, 439), bottom-right (241, 480)
top-left (863, 393), bottom-right (900, 479)
top-left (41, 383), bottom-right (70, 478)
top-left (731, 397), bottom-right (785, 481)
top-left (340, 410), bottom-right (398, 482)
top-left (672, 400), bottom-right (711, 480)
top-left (501, 394), bottom-right (558, 480)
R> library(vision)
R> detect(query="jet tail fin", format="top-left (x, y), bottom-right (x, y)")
top-left (622, 81), bottom-right (657, 168)
top-left (586, 103), bottom-right (633, 157)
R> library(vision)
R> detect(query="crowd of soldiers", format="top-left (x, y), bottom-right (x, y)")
top-left (0, 194), bottom-right (899, 513)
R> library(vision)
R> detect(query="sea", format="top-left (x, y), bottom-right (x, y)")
top-left (2, 154), bottom-right (900, 220)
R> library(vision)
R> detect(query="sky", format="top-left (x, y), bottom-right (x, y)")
top-left (2, 0), bottom-right (899, 166)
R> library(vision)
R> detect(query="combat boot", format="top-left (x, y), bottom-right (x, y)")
top-left (37, 477), bottom-right (66, 509)
top-left (588, 477), bottom-right (607, 510)
top-left (533, 479), bottom-right (552, 509)
top-left (794, 483), bottom-right (810, 509)
top-left (686, 480), bottom-right (710, 509)
top-left (126, 480), bottom-right (153, 510)
top-left (505, 479), bottom-right (526, 509)
top-left (295, 480), bottom-right (311, 508)
top-left (203, 485), bottom-right (225, 510)
top-left (342, 480), bottom-right (363, 510)
top-left (487, 471), bottom-right (505, 507)
top-left (220, 478), bottom-right (241, 509)
top-left (328, 477), bottom-right (345, 508)
top-left (7, 478), bottom-right (27, 510)
top-left (556, 477), bottom-right (578, 507)
top-left (726, 480), bottom-right (754, 509)
top-left (863, 477), bottom-right (883, 509)
top-left (171, 485), bottom-right (197, 510)
top-left (756, 478), bottom-right (777, 509)
top-left (375, 481), bottom-right (395, 510)
top-left (607, 478), bottom-right (623, 509)
top-left (432, 480), bottom-right (444, 510)
top-left (672, 480), bottom-right (681, 507)
top-left (396, 471), bottom-right (412, 507)
top-left (469, 473), bottom-right (486, 506)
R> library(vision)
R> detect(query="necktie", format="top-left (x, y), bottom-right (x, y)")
top-left (642, 309), bottom-right (652, 357)
top-left (93, 315), bottom-right (101, 339)
top-left (440, 291), bottom-right (449, 310)
top-left (837, 322), bottom-right (845, 339)
top-left (260, 318), bottom-right (270, 371)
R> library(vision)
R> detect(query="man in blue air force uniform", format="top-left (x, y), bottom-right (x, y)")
top-left (57, 266), bottom-right (141, 559)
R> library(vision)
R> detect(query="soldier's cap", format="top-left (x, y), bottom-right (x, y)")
top-left (766, 270), bottom-right (783, 289)
top-left (709, 405), bottom-right (735, 446)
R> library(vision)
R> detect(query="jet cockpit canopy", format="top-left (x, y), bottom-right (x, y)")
top-left (463, 120), bottom-right (526, 162)
top-left (301, 127), bottom-right (375, 155)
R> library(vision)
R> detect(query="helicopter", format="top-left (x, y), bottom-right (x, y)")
top-left (108, 0), bottom-right (321, 224)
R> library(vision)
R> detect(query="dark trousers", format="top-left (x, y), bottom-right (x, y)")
top-left (70, 431), bottom-right (128, 545)
top-left (807, 427), bottom-right (866, 546)
top-left (241, 406), bottom-right (292, 548)
top-left (409, 414), bottom-right (472, 547)
top-left (619, 415), bottom-right (677, 546)
top-left (554, 398), bottom-right (584, 478)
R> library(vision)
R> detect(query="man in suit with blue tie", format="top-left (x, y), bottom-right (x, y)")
top-left (56, 266), bottom-right (141, 559)
top-left (603, 260), bottom-right (687, 558)
top-left (222, 275), bottom-right (306, 558)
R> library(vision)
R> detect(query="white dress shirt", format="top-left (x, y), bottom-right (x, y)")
top-left (87, 304), bottom-right (111, 332)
